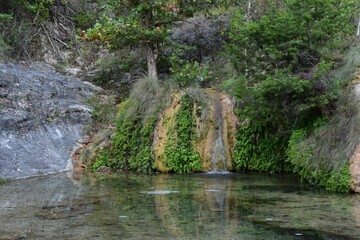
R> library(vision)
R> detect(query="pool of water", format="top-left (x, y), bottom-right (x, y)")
top-left (0, 172), bottom-right (360, 239)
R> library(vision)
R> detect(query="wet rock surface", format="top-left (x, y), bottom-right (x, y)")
top-left (0, 63), bottom-right (100, 179)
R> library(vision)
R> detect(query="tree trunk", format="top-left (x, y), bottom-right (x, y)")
top-left (244, 0), bottom-right (252, 79)
top-left (357, 15), bottom-right (360, 37)
top-left (145, 9), bottom-right (158, 81)
top-left (147, 43), bottom-right (158, 80)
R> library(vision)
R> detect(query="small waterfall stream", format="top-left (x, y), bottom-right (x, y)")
top-left (154, 88), bottom-right (237, 173)
top-left (209, 95), bottom-right (228, 173)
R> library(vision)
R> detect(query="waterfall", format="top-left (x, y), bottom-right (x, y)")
top-left (153, 89), bottom-right (237, 173)
top-left (209, 99), bottom-right (228, 173)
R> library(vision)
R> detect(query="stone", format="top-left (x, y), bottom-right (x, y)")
top-left (0, 63), bottom-right (100, 179)
top-left (350, 144), bottom-right (360, 192)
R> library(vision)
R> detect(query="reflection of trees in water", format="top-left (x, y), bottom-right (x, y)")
top-left (152, 174), bottom-right (239, 239)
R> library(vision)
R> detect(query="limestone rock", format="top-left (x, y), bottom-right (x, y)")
top-left (350, 144), bottom-right (360, 192)
top-left (0, 63), bottom-right (100, 179)
top-left (153, 89), bottom-right (237, 173)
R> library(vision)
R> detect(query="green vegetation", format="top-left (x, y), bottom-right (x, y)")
top-left (164, 94), bottom-right (202, 173)
top-left (0, 178), bottom-right (6, 185)
top-left (225, 0), bottom-right (359, 191)
top-left (2, 0), bottom-right (360, 191)
top-left (84, 95), bottom-right (117, 133)
top-left (87, 0), bottom-right (360, 191)
top-left (85, 0), bottom-right (225, 80)
top-left (91, 77), bottom-right (170, 172)
top-left (286, 128), bottom-right (350, 192)
top-left (234, 123), bottom-right (289, 174)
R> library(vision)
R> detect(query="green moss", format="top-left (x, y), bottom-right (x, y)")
top-left (164, 94), bottom-right (201, 173)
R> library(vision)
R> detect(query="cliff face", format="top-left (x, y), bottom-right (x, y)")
top-left (0, 63), bottom-right (100, 179)
top-left (350, 84), bottom-right (360, 192)
top-left (153, 89), bottom-right (237, 173)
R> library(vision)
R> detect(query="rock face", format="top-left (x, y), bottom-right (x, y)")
top-left (172, 15), bottom-right (230, 62)
top-left (0, 63), bottom-right (100, 179)
top-left (350, 144), bottom-right (360, 192)
top-left (153, 89), bottom-right (237, 172)
top-left (350, 83), bottom-right (360, 193)
top-left (195, 89), bottom-right (237, 172)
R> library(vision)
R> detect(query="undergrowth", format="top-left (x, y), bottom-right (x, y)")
top-left (234, 123), bottom-right (289, 174)
top-left (83, 94), bottom-right (117, 134)
top-left (286, 128), bottom-right (350, 193)
top-left (91, 77), bottom-right (170, 172)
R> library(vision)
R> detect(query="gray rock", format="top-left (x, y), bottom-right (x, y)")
top-left (171, 15), bottom-right (230, 62)
top-left (0, 63), bottom-right (100, 179)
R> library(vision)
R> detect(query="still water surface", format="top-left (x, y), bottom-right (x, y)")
top-left (1, 172), bottom-right (360, 239)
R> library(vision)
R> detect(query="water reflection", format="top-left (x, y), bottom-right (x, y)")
top-left (1, 172), bottom-right (360, 239)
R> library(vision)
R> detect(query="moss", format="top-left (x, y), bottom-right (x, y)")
top-left (164, 94), bottom-right (201, 173)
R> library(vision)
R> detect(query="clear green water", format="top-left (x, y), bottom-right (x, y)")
top-left (0, 172), bottom-right (360, 240)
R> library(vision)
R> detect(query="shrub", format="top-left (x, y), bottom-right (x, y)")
top-left (106, 77), bottom-right (171, 172)
top-left (234, 123), bottom-right (289, 174)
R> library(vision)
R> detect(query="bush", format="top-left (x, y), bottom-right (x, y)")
top-left (84, 95), bottom-right (117, 129)
top-left (234, 123), bottom-right (290, 173)
top-left (104, 77), bottom-right (171, 172)
top-left (286, 128), bottom-right (351, 192)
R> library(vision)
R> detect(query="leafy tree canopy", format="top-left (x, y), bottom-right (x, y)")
top-left (85, 0), bottom-right (225, 80)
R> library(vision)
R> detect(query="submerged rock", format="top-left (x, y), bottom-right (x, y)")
top-left (0, 63), bottom-right (100, 179)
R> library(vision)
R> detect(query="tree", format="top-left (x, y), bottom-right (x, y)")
top-left (227, 0), bottom-right (359, 172)
top-left (85, 0), bottom-right (219, 81)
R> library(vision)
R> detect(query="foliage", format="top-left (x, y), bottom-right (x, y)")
top-left (0, 37), bottom-right (10, 59)
top-left (228, 0), bottom-right (357, 77)
top-left (234, 123), bottom-right (289, 173)
top-left (164, 94), bottom-right (202, 173)
top-left (91, 149), bottom-right (111, 170)
top-left (111, 107), bottom-right (158, 172)
top-left (232, 71), bottom-right (331, 132)
top-left (84, 0), bottom-right (224, 80)
top-left (0, 178), bottom-right (6, 185)
top-left (90, 48), bottom-right (145, 98)
top-left (83, 94), bottom-right (117, 133)
top-left (0, 13), bottom-right (12, 21)
top-left (0, 13), bottom-right (13, 59)
top-left (10, 0), bottom-right (55, 22)
top-left (283, 44), bottom-right (360, 193)
top-left (286, 128), bottom-right (350, 192)
top-left (170, 53), bottom-right (209, 88)
top-left (101, 77), bottom-right (171, 172)
top-left (74, 11), bottom-right (97, 30)
top-left (226, 0), bottom-right (359, 181)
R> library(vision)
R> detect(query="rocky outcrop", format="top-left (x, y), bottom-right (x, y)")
top-left (172, 15), bottom-right (230, 62)
top-left (350, 84), bottom-right (360, 192)
top-left (350, 144), bottom-right (360, 192)
top-left (153, 89), bottom-right (237, 172)
top-left (195, 89), bottom-right (237, 172)
top-left (0, 63), bottom-right (100, 179)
